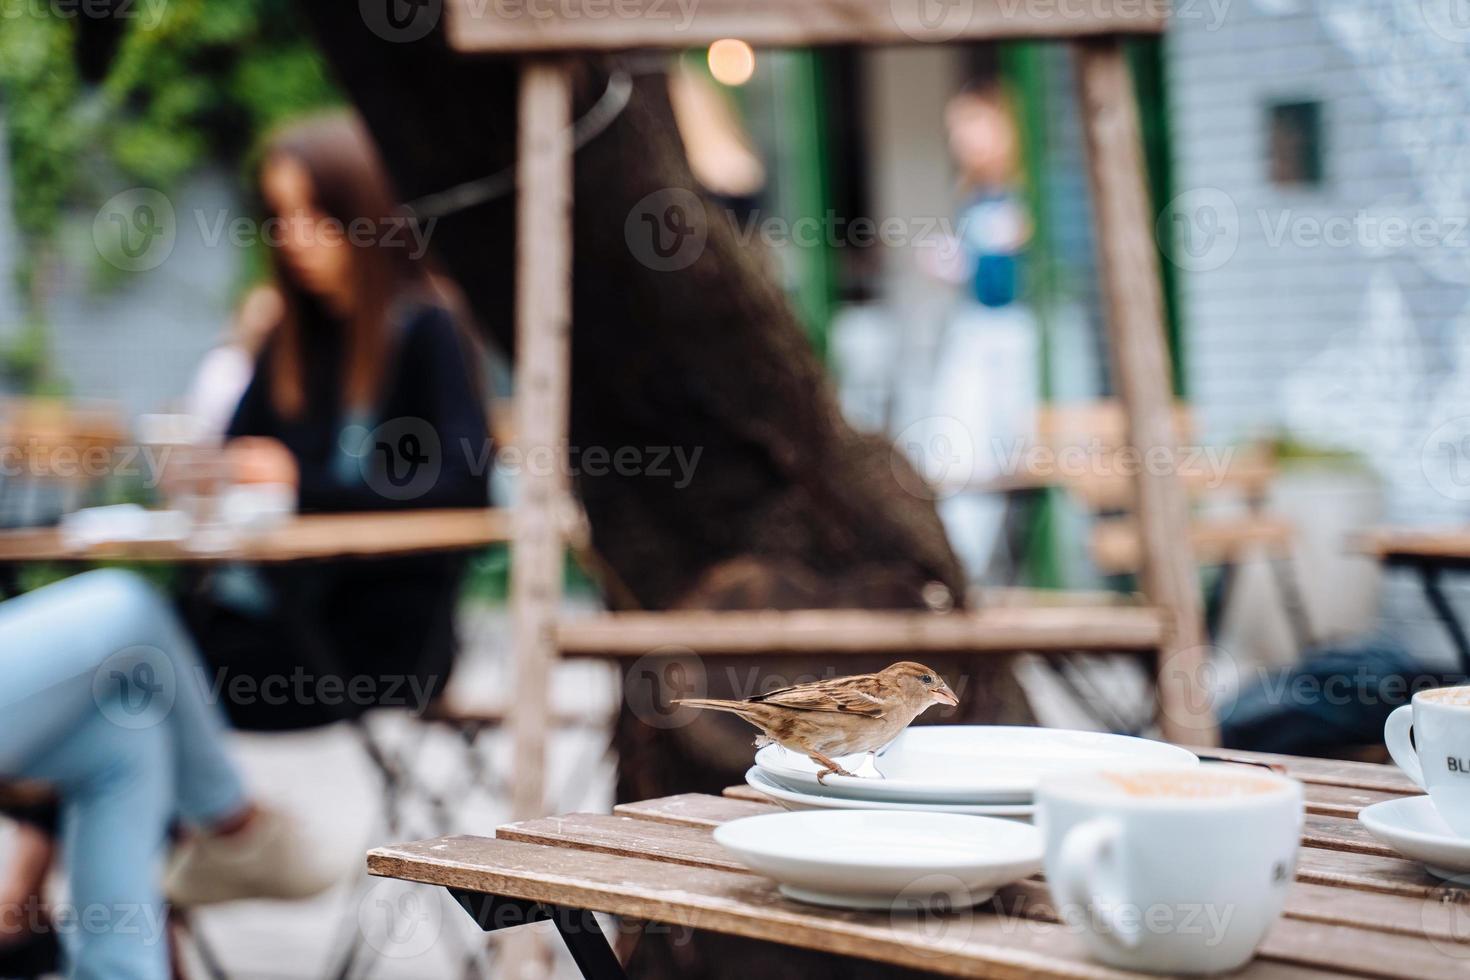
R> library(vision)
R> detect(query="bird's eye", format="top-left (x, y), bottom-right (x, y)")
top-left (920, 674), bottom-right (933, 684)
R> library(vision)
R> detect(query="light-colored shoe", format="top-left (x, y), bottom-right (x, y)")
top-left (164, 806), bottom-right (346, 906)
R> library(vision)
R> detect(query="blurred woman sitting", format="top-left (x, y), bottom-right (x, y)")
top-left (188, 113), bottom-right (491, 731)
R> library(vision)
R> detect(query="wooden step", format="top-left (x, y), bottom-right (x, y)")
top-left (556, 606), bottom-right (1166, 658)
top-left (447, 0), bottom-right (1166, 53)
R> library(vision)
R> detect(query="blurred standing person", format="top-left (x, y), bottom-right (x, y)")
top-left (182, 283), bottom-right (282, 438)
top-left (188, 113), bottom-right (490, 731)
top-left (923, 84), bottom-right (1039, 581)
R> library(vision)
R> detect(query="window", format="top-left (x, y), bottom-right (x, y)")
top-left (1268, 100), bottom-right (1324, 187)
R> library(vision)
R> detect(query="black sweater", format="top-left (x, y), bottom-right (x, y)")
top-left (196, 301), bottom-right (490, 730)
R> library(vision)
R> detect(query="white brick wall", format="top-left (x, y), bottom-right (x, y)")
top-left (1167, 0), bottom-right (1470, 668)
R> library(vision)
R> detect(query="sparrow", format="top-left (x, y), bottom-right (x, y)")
top-left (674, 661), bottom-right (958, 783)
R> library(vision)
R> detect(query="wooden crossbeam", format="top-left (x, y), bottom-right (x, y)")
top-left (447, 0), bottom-right (1167, 53)
top-left (557, 607), bottom-right (1167, 656)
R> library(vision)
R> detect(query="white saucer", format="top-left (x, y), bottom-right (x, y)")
top-left (746, 767), bottom-right (1033, 818)
top-left (755, 726), bottom-right (1198, 804)
top-left (713, 809), bottom-right (1042, 910)
top-left (1359, 795), bottom-right (1470, 879)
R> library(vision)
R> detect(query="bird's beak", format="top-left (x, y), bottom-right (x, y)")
top-left (932, 685), bottom-right (959, 707)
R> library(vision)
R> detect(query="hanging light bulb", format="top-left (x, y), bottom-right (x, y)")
top-left (707, 39), bottom-right (756, 86)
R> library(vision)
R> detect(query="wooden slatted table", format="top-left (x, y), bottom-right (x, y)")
top-left (368, 748), bottom-right (1470, 978)
top-left (0, 507), bottom-right (509, 564)
top-left (1357, 528), bottom-right (1470, 675)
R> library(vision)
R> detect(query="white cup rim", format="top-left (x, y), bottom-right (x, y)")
top-left (1412, 684), bottom-right (1470, 710)
top-left (1037, 763), bottom-right (1302, 811)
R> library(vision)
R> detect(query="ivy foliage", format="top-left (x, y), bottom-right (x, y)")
top-left (0, 0), bottom-right (340, 381)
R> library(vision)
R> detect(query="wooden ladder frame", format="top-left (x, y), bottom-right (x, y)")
top-left (449, 1), bottom-right (1211, 820)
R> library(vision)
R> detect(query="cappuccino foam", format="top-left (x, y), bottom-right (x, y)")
top-left (1101, 771), bottom-right (1280, 799)
top-left (1419, 686), bottom-right (1470, 706)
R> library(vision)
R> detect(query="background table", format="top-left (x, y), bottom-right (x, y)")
top-left (0, 507), bottom-right (509, 565)
top-left (368, 746), bottom-right (1469, 979)
top-left (1359, 527), bottom-right (1470, 675)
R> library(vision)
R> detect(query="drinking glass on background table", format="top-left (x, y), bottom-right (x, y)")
top-left (1036, 764), bottom-right (1302, 975)
top-left (1385, 685), bottom-right (1470, 836)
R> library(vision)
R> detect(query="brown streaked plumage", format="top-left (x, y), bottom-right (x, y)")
top-left (674, 661), bottom-right (958, 782)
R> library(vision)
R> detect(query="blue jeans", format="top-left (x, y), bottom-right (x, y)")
top-left (0, 570), bottom-right (247, 980)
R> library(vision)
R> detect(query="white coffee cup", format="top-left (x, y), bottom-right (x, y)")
top-left (1385, 685), bottom-right (1470, 837)
top-left (1037, 764), bottom-right (1302, 975)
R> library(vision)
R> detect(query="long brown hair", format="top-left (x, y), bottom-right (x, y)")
top-left (260, 113), bottom-right (427, 419)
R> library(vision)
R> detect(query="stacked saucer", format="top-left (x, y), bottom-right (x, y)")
top-left (745, 726), bottom-right (1199, 819)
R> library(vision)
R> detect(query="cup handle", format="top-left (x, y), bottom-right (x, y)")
top-left (1384, 704), bottom-right (1426, 789)
top-left (1053, 817), bottom-right (1140, 950)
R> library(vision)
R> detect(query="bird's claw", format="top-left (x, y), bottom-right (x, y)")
top-left (815, 766), bottom-right (857, 784)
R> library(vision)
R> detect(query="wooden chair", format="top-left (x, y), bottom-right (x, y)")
top-left (441, 2), bottom-right (1215, 821)
top-left (1035, 400), bottom-right (1313, 645)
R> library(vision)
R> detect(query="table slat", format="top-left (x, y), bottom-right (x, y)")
top-left (500, 811), bottom-right (1470, 953)
top-left (370, 836), bottom-right (1335, 980)
top-left (1187, 747), bottom-right (1420, 795)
